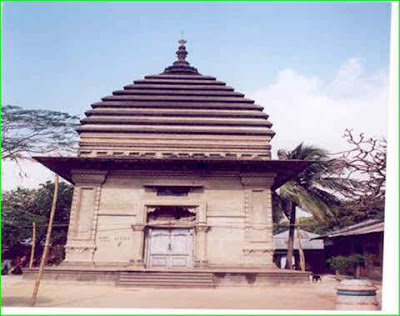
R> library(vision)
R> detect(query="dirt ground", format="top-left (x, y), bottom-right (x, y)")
top-left (1, 275), bottom-right (381, 311)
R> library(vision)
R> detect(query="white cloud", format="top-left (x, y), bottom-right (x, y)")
top-left (251, 58), bottom-right (389, 156)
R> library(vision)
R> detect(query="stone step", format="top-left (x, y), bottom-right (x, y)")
top-left (119, 272), bottom-right (212, 277)
top-left (119, 277), bottom-right (213, 283)
top-left (119, 274), bottom-right (213, 278)
top-left (118, 280), bottom-right (214, 284)
top-left (119, 275), bottom-right (212, 280)
top-left (117, 271), bottom-right (215, 288)
top-left (118, 279), bottom-right (213, 284)
top-left (119, 272), bottom-right (212, 275)
top-left (118, 282), bottom-right (213, 288)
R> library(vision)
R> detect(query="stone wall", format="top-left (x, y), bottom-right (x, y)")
top-left (63, 169), bottom-right (276, 269)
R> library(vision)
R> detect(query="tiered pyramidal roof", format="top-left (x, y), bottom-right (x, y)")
top-left (78, 39), bottom-right (275, 160)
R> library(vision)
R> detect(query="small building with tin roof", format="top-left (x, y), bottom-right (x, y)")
top-left (315, 219), bottom-right (384, 279)
top-left (273, 229), bottom-right (325, 274)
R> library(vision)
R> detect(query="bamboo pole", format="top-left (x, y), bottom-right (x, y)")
top-left (29, 222), bottom-right (36, 269)
top-left (31, 174), bottom-right (59, 307)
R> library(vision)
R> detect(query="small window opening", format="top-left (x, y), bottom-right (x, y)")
top-left (156, 187), bottom-right (190, 196)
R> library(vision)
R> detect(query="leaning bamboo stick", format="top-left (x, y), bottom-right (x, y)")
top-left (31, 174), bottom-right (59, 307)
top-left (29, 222), bottom-right (36, 269)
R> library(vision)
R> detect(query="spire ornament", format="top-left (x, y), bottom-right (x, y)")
top-left (162, 38), bottom-right (200, 75)
top-left (176, 38), bottom-right (188, 61)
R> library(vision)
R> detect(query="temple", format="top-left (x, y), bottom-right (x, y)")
top-left (32, 39), bottom-right (310, 286)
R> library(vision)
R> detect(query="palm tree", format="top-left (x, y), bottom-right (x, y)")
top-left (276, 143), bottom-right (341, 270)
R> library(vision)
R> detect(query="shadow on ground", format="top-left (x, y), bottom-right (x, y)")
top-left (45, 294), bottom-right (111, 307)
top-left (2, 296), bottom-right (52, 307)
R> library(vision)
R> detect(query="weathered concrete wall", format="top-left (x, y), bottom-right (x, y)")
top-left (63, 169), bottom-right (275, 269)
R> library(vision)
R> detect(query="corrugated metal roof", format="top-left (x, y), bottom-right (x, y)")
top-left (313, 219), bottom-right (384, 239)
top-left (273, 229), bottom-right (324, 250)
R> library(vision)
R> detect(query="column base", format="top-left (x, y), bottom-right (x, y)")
top-left (194, 260), bottom-right (209, 268)
top-left (64, 244), bottom-right (96, 263)
top-left (59, 261), bottom-right (96, 268)
top-left (243, 248), bottom-right (274, 266)
top-left (130, 259), bottom-right (145, 268)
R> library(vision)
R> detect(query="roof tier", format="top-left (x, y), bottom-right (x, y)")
top-left (78, 40), bottom-right (275, 160)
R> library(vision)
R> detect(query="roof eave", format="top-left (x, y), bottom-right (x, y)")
top-left (33, 156), bottom-right (311, 190)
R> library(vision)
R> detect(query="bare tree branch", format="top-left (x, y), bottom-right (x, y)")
top-left (2, 105), bottom-right (80, 161)
top-left (329, 129), bottom-right (386, 213)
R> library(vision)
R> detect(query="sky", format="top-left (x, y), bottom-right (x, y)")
top-left (2, 2), bottom-right (392, 190)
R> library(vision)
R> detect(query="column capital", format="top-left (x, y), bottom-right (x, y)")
top-left (195, 225), bottom-right (210, 233)
top-left (131, 224), bottom-right (146, 231)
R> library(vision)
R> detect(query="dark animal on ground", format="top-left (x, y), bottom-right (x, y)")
top-left (312, 274), bottom-right (321, 282)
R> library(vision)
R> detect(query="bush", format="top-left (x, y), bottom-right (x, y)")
top-left (327, 256), bottom-right (352, 273)
top-left (351, 253), bottom-right (365, 264)
top-left (327, 254), bottom-right (365, 274)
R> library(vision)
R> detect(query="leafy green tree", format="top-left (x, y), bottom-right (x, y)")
top-left (2, 105), bottom-right (79, 160)
top-left (2, 181), bottom-right (73, 254)
top-left (275, 143), bottom-right (341, 269)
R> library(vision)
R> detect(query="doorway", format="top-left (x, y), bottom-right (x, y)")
top-left (146, 228), bottom-right (194, 268)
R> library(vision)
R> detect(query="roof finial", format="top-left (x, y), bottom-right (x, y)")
top-left (162, 36), bottom-right (200, 75)
top-left (176, 36), bottom-right (188, 61)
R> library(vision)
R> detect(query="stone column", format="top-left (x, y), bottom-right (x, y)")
top-left (241, 173), bottom-right (276, 268)
top-left (63, 170), bottom-right (107, 266)
top-left (194, 225), bottom-right (210, 267)
top-left (130, 224), bottom-right (146, 268)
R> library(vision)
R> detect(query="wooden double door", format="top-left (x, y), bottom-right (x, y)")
top-left (146, 228), bottom-right (194, 268)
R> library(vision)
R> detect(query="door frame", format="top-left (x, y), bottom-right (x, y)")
top-left (144, 227), bottom-right (194, 269)
top-left (137, 202), bottom-right (209, 269)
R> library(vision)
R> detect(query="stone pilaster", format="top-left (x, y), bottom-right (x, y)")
top-left (196, 204), bottom-right (207, 225)
top-left (241, 173), bottom-right (275, 268)
top-left (130, 224), bottom-right (146, 267)
top-left (63, 170), bottom-right (107, 266)
top-left (194, 225), bottom-right (210, 267)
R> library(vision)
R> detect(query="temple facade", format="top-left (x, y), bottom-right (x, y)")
top-left (35, 40), bottom-right (310, 284)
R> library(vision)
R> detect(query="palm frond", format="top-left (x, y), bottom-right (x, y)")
top-left (294, 186), bottom-right (337, 221)
top-left (276, 143), bottom-right (342, 223)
